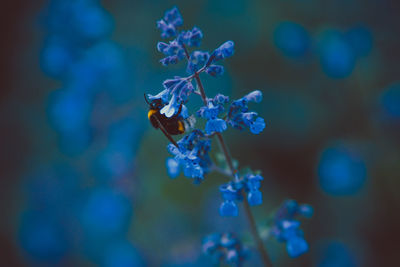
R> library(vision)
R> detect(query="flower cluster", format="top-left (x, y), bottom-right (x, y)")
top-left (219, 174), bottom-right (264, 216)
top-left (166, 130), bottom-right (212, 183)
top-left (154, 7), bottom-right (265, 184)
top-left (153, 6), bottom-right (312, 266)
top-left (270, 200), bottom-right (313, 258)
top-left (202, 233), bottom-right (248, 266)
top-left (227, 90), bottom-right (266, 134)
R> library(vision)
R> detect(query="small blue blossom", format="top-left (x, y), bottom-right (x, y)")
top-left (220, 200), bottom-right (239, 217)
top-left (202, 233), bottom-right (248, 266)
top-left (218, 174), bottom-right (264, 216)
top-left (160, 94), bottom-right (179, 117)
top-left (250, 117), bottom-right (266, 134)
top-left (187, 51), bottom-right (209, 73)
top-left (179, 27), bottom-right (203, 47)
top-left (147, 89), bottom-right (169, 103)
top-left (247, 189), bottom-right (262, 206)
top-left (157, 6), bottom-right (183, 38)
top-left (205, 118), bottom-right (227, 134)
top-left (244, 90), bottom-right (263, 103)
top-left (197, 101), bottom-right (223, 119)
top-left (286, 236), bottom-right (309, 258)
top-left (205, 64), bottom-right (224, 77)
top-left (212, 41), bottom-right (235, 61)
top-left (163, 77), bottom-right (194, 102)
top-left (167, 130), bottom-right (212, 181)
top-left (212, 94), bottom-right (229, 105)
top-left (270, 200), bottom-right (312, 258)
top-left (160, 78), bottom-right (194, 117)
top-left (227, 90), bottom-right (266, 134)
top-left (157, 40), bottom-right (185, 66)
top-left (197, 101), bottom-right (227, 134)
top-left (219, 183), bottom-right (241, 216)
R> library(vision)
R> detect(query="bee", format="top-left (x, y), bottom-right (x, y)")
top-left (145, 94), bottom-right (195, 148)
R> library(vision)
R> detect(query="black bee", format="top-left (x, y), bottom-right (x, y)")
top-left (145, 94), bottom-right (195, 148)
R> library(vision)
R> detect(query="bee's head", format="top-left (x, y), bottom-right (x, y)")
top-left (144, 94), bottom-right (163, 110)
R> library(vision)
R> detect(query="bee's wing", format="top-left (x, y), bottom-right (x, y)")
top-left (153, 115), bottom-right (179, 148)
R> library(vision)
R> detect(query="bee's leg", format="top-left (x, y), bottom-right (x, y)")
top-left (172, 102), bottom-right (183, 119)
top-left (153, 115), bottom-right (179, 148)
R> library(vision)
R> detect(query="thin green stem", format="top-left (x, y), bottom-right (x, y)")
top-left (183, 45), bottom-right (272, 266)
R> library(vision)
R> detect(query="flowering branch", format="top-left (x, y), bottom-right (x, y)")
top-left (150, 6), bottom-right (312, 266)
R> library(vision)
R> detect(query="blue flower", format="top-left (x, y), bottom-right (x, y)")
top-left (167, 130), bottom-right (212, 181)
top-left (270, 200), bottom-right (312, 258)
top-left (213, 41), bottom-right (235, 61)
top-left (197, 101), bottom-right (227, 134)
top-left (206, 64), bottom-right (224, 77)
top-left (187, 51), bottom-right (209, 73)
top-left (286, 236), bottom-right (309, 258)
top-left (202, 233), bottom-right (248, 266)
top-left (160, 94), bottom-right (179, 117)
top-left (218, 173), bottom-right (264, 216)
top-left (247, 189), bottom-right (262, 206)
top-left (179, 27), bottom-right (203, 47)
top-left (160, 78), bottom-right (194, 117)
top-left (163, 77), bottom-right (194, 103)
top-left (163, 6), bottom-right (183, 27)
top-left (298, 204), bottom-right (313, 218)
top-left (212, 94), bottom-right (229, 105)
top-left (227, 91), bottom-right (266, 134)
top-left (157, 6), bottom-right (183, 38)
top-left (147, 89), bottom-right (169, 103)
top-left (157, 40), bottom-right (185, 66)
top-left (219, 200), bottom-right (239, 217)
top-left (244, 90), bottom-right (262, 103)
top-left (205, 118), bottom-right (227, 134)
top-left (250, 117), bottom-right (266, 134)
top-left (197, 102), bottom-right (223, 119)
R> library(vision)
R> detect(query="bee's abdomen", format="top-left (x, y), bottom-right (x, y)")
top-left (148, 109), bottom-right (158, 120)
top-left (148, 109), bottom-right (160, 129)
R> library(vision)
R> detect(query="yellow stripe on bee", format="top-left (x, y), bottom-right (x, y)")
top-left (178, 121), bottom-right (185, 133)
top-left (148, 109), bottom-right (158, 119)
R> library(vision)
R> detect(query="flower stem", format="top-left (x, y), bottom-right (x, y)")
top-left (184, 46), bottom-right (272, 265)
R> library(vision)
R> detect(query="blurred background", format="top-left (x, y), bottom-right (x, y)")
top-left (1, 0), bottom-right (399, 266)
